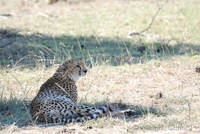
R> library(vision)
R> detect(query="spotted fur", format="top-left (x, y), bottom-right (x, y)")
top-left (30, 59), bottom-right (108, 123)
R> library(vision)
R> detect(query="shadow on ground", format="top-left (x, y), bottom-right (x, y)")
top-left (0, 28), bottom-right (199, 67)
top-left (0, 98), bottom-right (165, 129)
top-left (0, 98), bottom-right (31, 129)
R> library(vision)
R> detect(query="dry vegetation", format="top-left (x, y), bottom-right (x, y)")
top-left (0, 0), bottom-right (200, 133)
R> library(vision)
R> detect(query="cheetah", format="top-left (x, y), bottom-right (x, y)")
top-left (30, 59), bottom-right (109, 124)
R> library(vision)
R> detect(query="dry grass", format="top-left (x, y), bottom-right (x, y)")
top-left (0, 0), bottom-right (200, 133)
top-left (1, 56), bottom-right (200, 133)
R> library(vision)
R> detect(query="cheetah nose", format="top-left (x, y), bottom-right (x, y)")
top-left (83, 70), bottom-right (87, 73)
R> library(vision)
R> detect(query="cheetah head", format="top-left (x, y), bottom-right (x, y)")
top-left (55, 59), bottom-right (88, 82)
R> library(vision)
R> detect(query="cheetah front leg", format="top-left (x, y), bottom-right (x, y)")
top-left (65, 104), bottom-right (110, 123)
top-left (77, 104), bottom-right (108, 116)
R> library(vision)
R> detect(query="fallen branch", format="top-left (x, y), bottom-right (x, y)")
top-left (129, 0), bottom-right (169, 36)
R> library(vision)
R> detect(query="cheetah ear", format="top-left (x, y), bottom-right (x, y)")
top-left (62, 58), bottom-right (83, 68)
top-left (73, 58), bottom-right (84, 65)
top-left (64, 58), bottom-right (82, 63)
top-left (79, 60), bottom-right (85, 66)
top-left (62, 59), bottom-right (75, 66)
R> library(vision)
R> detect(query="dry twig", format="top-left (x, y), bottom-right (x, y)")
top-left (129, 0), bottom-right (169, 36)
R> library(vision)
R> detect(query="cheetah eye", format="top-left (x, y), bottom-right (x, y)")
top-left (76, 65), bottom-right (81, 69)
